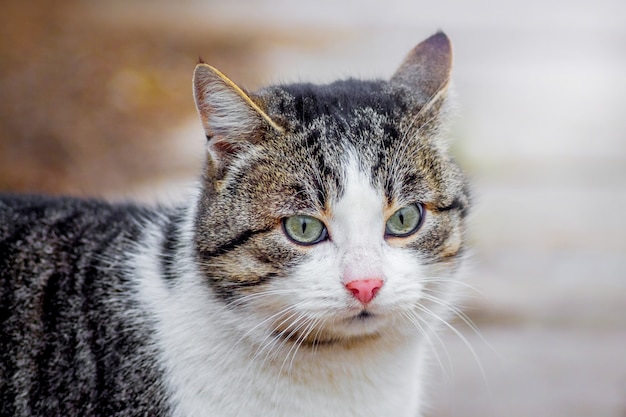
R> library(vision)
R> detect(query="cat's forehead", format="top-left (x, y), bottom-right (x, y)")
top-left (231, 78), bottom-right (463, 212)
top-left (260, 79), bottom-right (410, 130)
top-left (257, 80), bottom-right (411, 183)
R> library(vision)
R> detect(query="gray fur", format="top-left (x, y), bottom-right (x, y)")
top-left (0, 195), bottom-right (170, 416)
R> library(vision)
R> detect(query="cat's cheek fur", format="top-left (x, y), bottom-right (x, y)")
top-left (380, 246), bottom-right (428, 307)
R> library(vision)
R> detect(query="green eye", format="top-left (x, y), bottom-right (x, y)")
top-left (385, 204), bottom-right (423, 237)
top-left (283, 215), bottom-right (327, 245)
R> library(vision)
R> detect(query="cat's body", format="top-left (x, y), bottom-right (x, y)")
top-left (0, 195), bottom-right (168, 416)
top-left (0, 32), bottom-right (470, 417)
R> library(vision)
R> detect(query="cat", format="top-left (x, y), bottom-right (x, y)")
top-left (0, 31), bottom-right (470, 417)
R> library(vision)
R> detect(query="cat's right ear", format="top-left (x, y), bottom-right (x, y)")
top-left (391, 32), bottom-right (453, 110)
top-left (193, 64), bottom-right (283, 175)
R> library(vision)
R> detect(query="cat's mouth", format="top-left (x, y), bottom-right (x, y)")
top-left (272, 328), bottom-right (382, 349)
top-left (269, 309), bottom-right (384, 349)
top-left (353, 310), bottom-right (375, 320)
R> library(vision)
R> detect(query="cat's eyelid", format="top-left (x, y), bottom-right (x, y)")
top-left (385, 201), bottom-right (424, 215)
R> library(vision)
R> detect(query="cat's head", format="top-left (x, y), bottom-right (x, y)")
top-left (192, 32), bottom-right (470, 349)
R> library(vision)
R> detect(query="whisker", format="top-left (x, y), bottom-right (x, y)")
top-left (419, 292), bottom-right (500, 359)
top-left (400, 310), bottom-right (453, 384)
top-left (234, 309), bottom-right (312, 410)
top-left (412, 302), bottom-right (494, 409)
top-left (286, 317), bottom-right (319, 375)
top-left (267, 314), bottom-right (318, 403)
top-left (418, 277), bottom-right (487, 298)
top-left (251, 308), bottom-right (307, 364)
top-left (310, 316), bottom-right (328, 355)
top-left (233, 305), bottom-right (299, 356)
top-left (205, 288), bottom-right (297, 319)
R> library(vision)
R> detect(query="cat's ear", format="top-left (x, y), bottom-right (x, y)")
top-left (391, 31), bottom-right (452, 108)
top-left (193, 64), bottom-right (283, 168)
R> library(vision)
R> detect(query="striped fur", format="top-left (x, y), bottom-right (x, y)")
top-left (0, 195), bottom-right (169, 416)
top-left (0, 32), bottom-right (470, 416)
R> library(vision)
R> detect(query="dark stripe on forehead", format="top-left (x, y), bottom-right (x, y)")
top-left (199, 227), bottom-right (275, 260)
top-left (297, 134), bottom-right (343, 207)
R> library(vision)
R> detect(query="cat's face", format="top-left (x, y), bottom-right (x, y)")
top-left (192, 33), bottom-right (469, 349)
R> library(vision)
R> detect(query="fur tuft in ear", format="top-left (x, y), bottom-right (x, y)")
top-left (192, 64), bottom-right (283, 166)
top-left (391, 31), bottom-right (453, 107)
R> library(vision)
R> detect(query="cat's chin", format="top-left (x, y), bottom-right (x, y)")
top-left (268, 308), bottom-right (402, 350)
top-left (272, 326), bottom-right (383, 350)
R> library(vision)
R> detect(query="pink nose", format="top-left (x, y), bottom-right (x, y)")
top-left (345, 279), bottom-right (384, 304)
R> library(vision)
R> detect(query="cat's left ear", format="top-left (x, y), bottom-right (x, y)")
top-left (391, 31), bottom-right (452, 109)
top-left (193, 64), bottom-right (283, 165)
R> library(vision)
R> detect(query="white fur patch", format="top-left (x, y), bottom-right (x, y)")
top-left (331, 157), bottom-right (386, 284)
top-left (129, 161), bottom-right (454, 416)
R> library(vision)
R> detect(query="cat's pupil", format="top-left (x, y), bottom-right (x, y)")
top-left (301, 220), bottom-right (307, 234)
top-left (399, 213), bottom-right (405, 225)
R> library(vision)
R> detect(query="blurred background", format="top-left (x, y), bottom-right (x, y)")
top-left (1, 0), bottom-right (624, 415)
